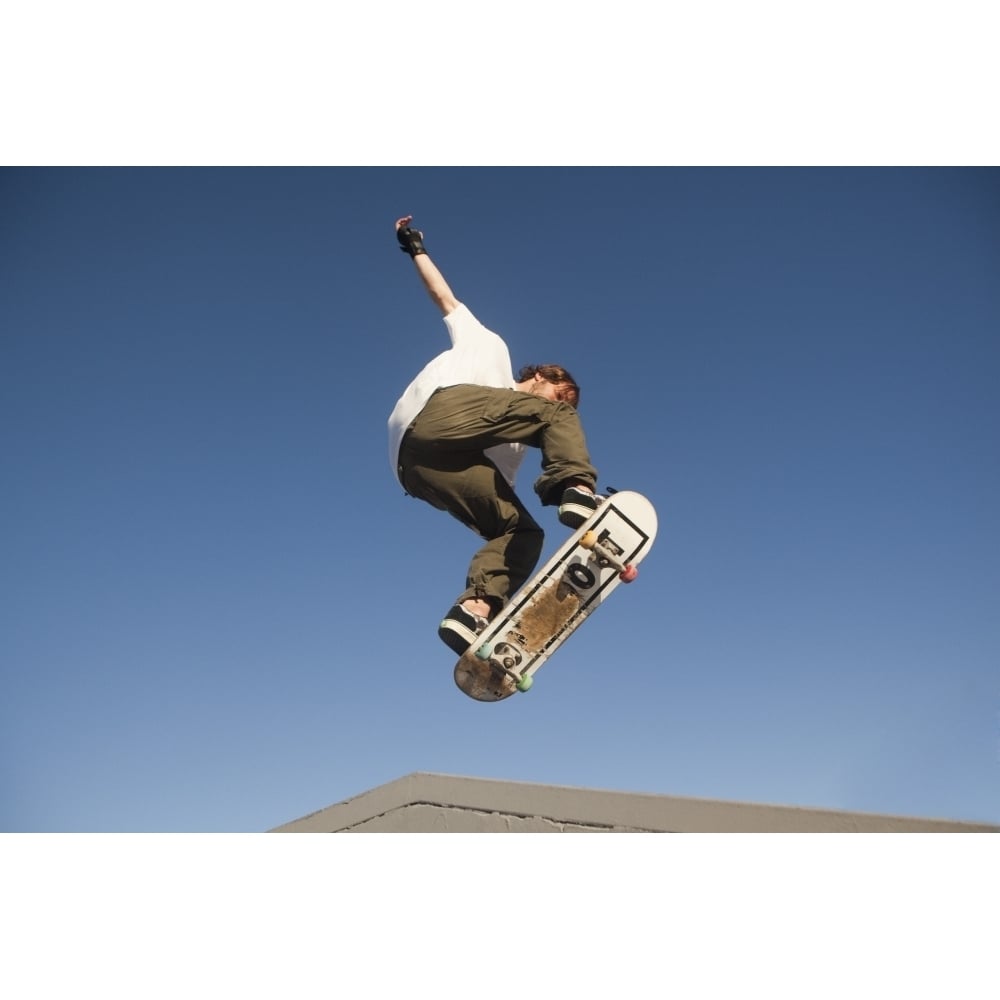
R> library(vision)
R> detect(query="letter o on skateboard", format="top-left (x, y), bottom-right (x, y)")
top-left (566, 562), bottom-right (596, 590)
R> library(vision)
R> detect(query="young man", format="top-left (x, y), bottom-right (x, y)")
top-left (388, 215), bottom-right (600, 655)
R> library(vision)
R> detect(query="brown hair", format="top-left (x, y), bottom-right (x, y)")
top-left (516, 364), bottom-right (581, 408)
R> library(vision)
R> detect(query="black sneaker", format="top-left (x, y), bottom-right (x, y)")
top-left (558, 485), bottom-right (599, 528)
top-left (439, 603), bottom-right (490, 656)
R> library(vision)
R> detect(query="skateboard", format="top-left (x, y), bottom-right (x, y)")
top-left (453, 490), bottom-right (657, 702)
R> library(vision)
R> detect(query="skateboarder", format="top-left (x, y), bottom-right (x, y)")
top-left (389, 215), bottom-right (600, 655)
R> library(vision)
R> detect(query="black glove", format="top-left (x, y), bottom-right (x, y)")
top-left (397, 225), bottom-right (427, 258)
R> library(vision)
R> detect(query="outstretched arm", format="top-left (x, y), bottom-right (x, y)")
top-left (395, 215), bottom-right (460, 317)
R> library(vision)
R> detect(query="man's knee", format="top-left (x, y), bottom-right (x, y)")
top-left (511, 516), bottom-right (544, 560)
top-left (524, 524), bottom-right (545, 563)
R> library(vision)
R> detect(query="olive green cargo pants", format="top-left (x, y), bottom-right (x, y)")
top-left (397, 384), bottom-right (598, 611)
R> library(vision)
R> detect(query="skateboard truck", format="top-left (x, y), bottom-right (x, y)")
top-left (473, 641), bottom-right (533, 691)
top-left (580, 530), bottom-right (638, 582)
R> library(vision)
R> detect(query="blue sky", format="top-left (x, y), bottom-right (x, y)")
top-left (3, 166), bottom-right (998, 831)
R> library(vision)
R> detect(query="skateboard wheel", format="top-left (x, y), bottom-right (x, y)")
top-left (619, 565), bottom-right (638, 583)
top-left (516, 674), bottom-right (534, 692)
top-left (580, 530), bottom-right (598, 549)
top-left (474, 642), bottom-right (493, 660)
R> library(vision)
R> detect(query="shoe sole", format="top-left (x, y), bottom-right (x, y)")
top-left (558, 502), bottom-right (597, 528)
top-left (439, 617), bottom-right (482, 656)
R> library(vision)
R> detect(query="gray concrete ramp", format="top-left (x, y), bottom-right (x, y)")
top-left (271, 772), bottom-right (998, 833)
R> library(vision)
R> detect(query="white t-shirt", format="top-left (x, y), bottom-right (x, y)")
top-left (388, 303), bottom-right (525, 487)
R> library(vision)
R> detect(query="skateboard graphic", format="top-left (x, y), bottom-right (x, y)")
top-left (453, 490), bottom-right (657, 702)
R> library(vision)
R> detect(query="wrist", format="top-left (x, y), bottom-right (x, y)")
top-left (397, 226), bottom-right (427, 258)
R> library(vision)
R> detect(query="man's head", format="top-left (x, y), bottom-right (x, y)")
top-left (515, 364), bottom-right (581, 408)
